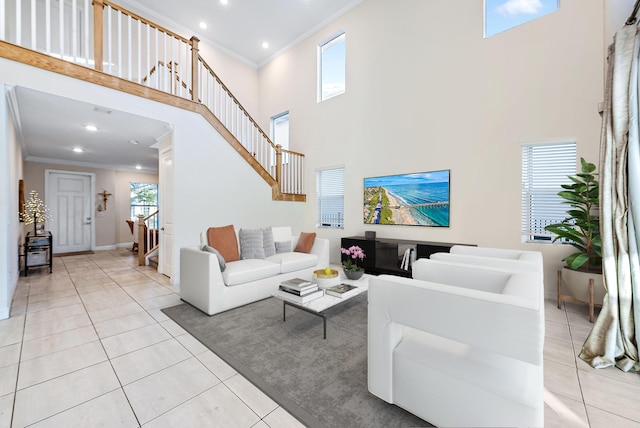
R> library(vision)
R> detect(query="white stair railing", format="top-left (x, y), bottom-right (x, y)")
top-left (0, 0), bottom-right (304, 196)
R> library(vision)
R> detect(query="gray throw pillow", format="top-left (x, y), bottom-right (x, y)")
top-left (262, 227), bottom-right (276, 258)
top-left (275, 240), bottom-right (292, 254)
top-left (239, 228), bottom-right (266, 259)
top-left (201, 244), bottom-right (227, 272)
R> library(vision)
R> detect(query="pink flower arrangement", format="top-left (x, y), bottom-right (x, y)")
top-left (341, 245), bottom-right (366, 272)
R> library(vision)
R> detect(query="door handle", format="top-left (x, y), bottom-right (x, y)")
top-left (161, 227), bottom-right (165, 231)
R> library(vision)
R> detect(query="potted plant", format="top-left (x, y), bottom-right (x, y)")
top-left (545, 158), bottom-right (604, 320)
top-left (341, 245), bottom-right (366, 280)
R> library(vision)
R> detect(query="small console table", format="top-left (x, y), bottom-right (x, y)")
top-left (23, 231), bottom-right (53, 276)
top-left (341, 236), bottom-right (474, 278)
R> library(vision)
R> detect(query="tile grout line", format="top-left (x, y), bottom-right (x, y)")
top-left (563, 302), bottom-right (592, 428)
top-left (10, 276), bottom-right (31, 428)
top-left (76, 253), bottom-right (143, 428)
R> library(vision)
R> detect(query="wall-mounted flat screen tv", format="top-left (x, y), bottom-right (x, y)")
top-left (363, 170), bottom-right (450, 227)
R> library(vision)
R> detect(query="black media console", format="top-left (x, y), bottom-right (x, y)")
top-left (341, 236), bottom-right (474, 278)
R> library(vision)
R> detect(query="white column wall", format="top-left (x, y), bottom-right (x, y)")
top-left (0, 84), bottom-right (23, 319)
top-left (0, 57), bottom-right (305, 286)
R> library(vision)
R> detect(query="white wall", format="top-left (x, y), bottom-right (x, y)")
top-left (0, 56), bottom-right (306, 286)
top-left (257, 0), bottom-right (605, 297)
top-left (0, 84), bottom-right (24, 319)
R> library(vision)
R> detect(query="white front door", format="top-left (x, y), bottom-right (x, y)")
top-left (46, 171), bottom-right (92, 254)
top-left (159, 147), bottom-right (173, 277)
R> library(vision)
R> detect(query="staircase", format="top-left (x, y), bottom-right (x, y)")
top-left (0, 0), bottom-right (305, 201)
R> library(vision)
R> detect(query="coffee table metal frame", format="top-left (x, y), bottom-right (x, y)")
top-left (274, 276), bottom-right (368, 339)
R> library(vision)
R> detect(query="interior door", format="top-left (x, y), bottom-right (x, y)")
top-left (46, 171), bottom-right (92, 253)
top-left (159, 147), bottom-right (173, 277)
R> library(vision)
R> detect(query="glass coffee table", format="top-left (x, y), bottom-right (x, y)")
top-left (272, 274), bottom-right (369, 339)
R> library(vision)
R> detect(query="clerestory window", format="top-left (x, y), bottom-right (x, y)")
top-left (318, 32), bottom-right (346, 102)
top-left (485, 0), bottom-right (559, 38)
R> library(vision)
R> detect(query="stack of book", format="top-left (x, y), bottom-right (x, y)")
top-left (278, 278), bottom-right (323, 303)
top-left (326, 283), bottom-right (359, 299)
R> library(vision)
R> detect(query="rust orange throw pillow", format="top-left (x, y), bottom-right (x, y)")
top-left (294, 232), bottom-right (316, 253)
top-left (207, 225), bottom-right (240, 262)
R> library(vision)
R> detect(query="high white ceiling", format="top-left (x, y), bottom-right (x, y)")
top-left (13, 86), bottom-right (171, 173)
top-left (15, 0), bottom-right (362, 173)
top-left (126, 0), bottom-right (364, 67)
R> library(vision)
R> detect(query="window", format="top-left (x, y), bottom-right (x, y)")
top-left (130, 182), bottom-right (158, 227)
top-left (485, 0), bottom-right (559, 38)
top-left (270, 111), bottom-right (290, 150)
top-left (316, 167), bottom-right (344, 228)
top-left (521, 141), bottom-right (576, 242)
top-left (318, 32), bottom-right (346, 102)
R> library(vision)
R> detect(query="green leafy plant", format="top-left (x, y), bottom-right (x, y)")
top-left (545, 158), bottom-right (602, 273)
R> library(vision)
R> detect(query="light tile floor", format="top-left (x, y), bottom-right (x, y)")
top-left (0, 248), bottom-right (639, 427)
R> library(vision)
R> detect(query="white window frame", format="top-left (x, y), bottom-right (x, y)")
top-left (317, 31), bottom-right (346, 103)
top-left (316, 166), bottom-right (344, 229)
top-left (521, 140), bottom-right (576, 243)
top-left (270, 111), bottom-right (290, 151)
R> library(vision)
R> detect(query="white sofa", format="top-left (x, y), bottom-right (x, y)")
top-left (180, 227), bottom-right (329, 316)
top-left (368, 256), bottom-right (544, 427)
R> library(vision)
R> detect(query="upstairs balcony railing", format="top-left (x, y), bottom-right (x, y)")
top-left (0, 0), bottom-right (304, 196)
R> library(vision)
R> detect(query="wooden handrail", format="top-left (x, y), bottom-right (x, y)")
top-left (281, 148), bottom-right (306, 157)
top-left (0, 0), bottom-right (307, 200)
top-left (137, 211), bottom-right (159, 266)
top-left (143, 210), bottom-right (159, 222)
top-left (198, 55), bottom-right (278, 151)
top-left (102, 0), bottom-right (191, 45)
top-left (141, 61), bottom-right (194, 98)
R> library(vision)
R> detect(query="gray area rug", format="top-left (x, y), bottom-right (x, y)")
top-left (162, 294), bottom-right (432, 428)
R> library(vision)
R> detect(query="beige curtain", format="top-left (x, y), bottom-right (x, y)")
top-left (579, 24), bottom-right (640, 373)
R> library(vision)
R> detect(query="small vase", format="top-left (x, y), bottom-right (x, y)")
top-left (344, 269), bottom-right (364, 280)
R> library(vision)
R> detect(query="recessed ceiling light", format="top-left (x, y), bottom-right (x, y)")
top-left (73, 147), bottom-right (83, 153)
top-left (199, 22), bottom-right (207, 29)
top-left (220, 0), bottom-right (228, 5)
top-left (135, 165), bottom-right (142, 170)
top-left (129, 139), bottom-right (139, 145)
top-left (262, 41), bottom-right (269, 49)
top-left (85, 125), bottom-right (97, 131)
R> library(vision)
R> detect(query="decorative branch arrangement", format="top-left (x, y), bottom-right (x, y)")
top-left (22, 190), bottom-right (51, 235)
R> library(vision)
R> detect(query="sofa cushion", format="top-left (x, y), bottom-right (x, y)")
top-left (201, 244), bottom-right (226, 272)
top-left (271, 226), bottom-right (292, 243)
top-left (207, 225), bottom-right (240, 262)
top-left (263, 227), bottom-right (276, 258)
top-left (222, 259), bottom-right (282, 286)
top-left (267, 252), bottom-right (319, 273)
top-left (294, 232), bottom-right (316, 253)
top-left (275, 240), bottom-right (292, 254)
top-left (239, 228), bottom-right (266, 260)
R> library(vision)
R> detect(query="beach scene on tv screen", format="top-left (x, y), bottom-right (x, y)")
top-left (363, 170), bottom-right (450, 227)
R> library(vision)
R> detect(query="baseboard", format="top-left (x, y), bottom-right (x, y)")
top-left (544, 291), bottom-right (559, 302)
top-left (116, 242), bottom-right (133, 249)
top-left (0, 306), bottom-right (9, 321)
top-left (94, 245), bottom-right (117, 251)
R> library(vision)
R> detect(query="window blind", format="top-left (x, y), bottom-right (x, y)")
top-left (521, 142), bottom-right (576, 241)
top-left (316, 167), bottom-right (344, 228)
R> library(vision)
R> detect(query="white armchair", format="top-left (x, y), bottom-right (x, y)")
top-left (429, 245), bottom-right (543, 273)
top-left (368, 258), bottom-right (544, 427)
